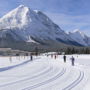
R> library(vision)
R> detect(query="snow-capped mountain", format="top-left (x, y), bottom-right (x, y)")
top-left (0, 5), bottom-right (82, 47)
top-left (68, 29), bottom-right (90, 46)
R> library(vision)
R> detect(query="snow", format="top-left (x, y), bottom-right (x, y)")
top-left (0, 5), bottom-right (74, 44)
top-left (1, 5), bottom-right (90, 46)
top-left (0, 54), bottom-right (90, 90)
top-left (0, 5), bottom-right (90, 46)
top-left (68, 29), bottom-right (90, 46)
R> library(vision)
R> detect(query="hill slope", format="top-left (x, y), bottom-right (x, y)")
top-left (0, 5), bottom-right (83, 50)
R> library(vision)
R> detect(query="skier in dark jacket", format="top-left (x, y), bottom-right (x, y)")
top-left (63, 55), bottom-right (66, 63)
top-left (54, 54), bottom-right (57, 59)
top-left (30, 54), bottom-right (33, 61)
top-left (71, 56), bottom-right (75, 66)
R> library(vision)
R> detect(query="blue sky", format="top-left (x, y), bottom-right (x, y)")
top-left (0, 0), bottom-right (90, 35)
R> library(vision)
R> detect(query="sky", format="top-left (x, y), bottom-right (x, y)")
top-left (0, 0), bottom-right (90, 35)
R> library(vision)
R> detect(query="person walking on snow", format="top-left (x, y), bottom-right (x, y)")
top-left (71, 56), bottom-right (75, 66)
top-left (63, 55), bottom-right (66, 63)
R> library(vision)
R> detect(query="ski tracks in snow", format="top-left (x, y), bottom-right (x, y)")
top-left (0, 56), bottom-right (86, 90)
top-left (22, 68), bottom-right (66, 90)
top-left (62, 70), bottom-right (84, 90)
top-left (0, 66), bottom-right (53, 88)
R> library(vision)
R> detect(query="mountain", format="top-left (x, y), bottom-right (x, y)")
top-left (68, 29), bottom-right (90, 46)
top-left (0, 5), bottom-right (83, 50)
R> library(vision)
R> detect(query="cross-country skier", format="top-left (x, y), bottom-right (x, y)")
top-left (30, 54), bottom-right (33, 61)
top-left (55, 54), bottom-right (57, 59)
top-left (63, 55), bottom-right (66, 63)
top-left (71, 56), bottom-right (75, 66)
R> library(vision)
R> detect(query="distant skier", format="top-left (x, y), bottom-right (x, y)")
top-left (71, 56), bottom-right (75, 66)
top-left (30, 54), bottom-right (33, 61)
top-left (54, 54), bottom-right (57, 59)
top-left (63, 55), bottom-right (66, 63)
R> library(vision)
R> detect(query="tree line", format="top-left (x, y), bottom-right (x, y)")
top-left (65, 47), bottom-right (90, 54)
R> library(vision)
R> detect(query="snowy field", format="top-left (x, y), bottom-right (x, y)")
top-left (0, 54), bottom-right (90, 90)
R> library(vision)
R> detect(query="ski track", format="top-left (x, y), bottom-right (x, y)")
top-left (62, 70), bottom-right (84, 90)
top-left (0, 66), bottom-right (53, 88)
top-left (0, 55), bottom-right (88, 90)
top-left (22, 68), bottom-right (66, 90)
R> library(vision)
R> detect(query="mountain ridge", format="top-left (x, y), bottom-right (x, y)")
top-left (68, 29), bottom-right (90, 46)
top-left (0, 5), bottom-right (88, 50)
